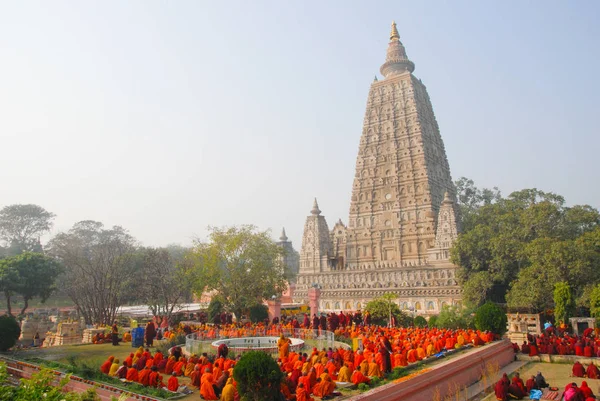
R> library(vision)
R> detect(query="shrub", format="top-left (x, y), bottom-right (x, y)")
top-left (0, 315), bottom-right (20, 351)
top-left (437, 306), bottom-right (470, 329)
top-left (428, 315), bottom-right (438, 327)
top-left (233, 351), bottom-right (283, 401)
top-left (474, 302), bottom-right (507, 335)
top-left (554, 282), bottom-right (575, 325)
top-left (357, 383), bottom-right (370, 391)
top-left (249, 304), bottom-right (269, 323)
top-left (208, 296), bottom-right (224, 322)
top-left (413, 316), bottom-right (427, 328)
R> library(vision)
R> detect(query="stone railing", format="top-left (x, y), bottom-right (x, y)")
top-left (185, 327), bottom-right (341, 357)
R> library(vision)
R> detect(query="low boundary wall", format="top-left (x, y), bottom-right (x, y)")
top-left (346, 340), bottom-right (515, 401)
top-left (1, 357), bottom-right (163, 401)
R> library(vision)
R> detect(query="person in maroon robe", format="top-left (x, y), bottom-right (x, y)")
top-left (572, 361), bottom-right (585, 377)
top-left (586, 362), bottom-right (600, 379)
top-left (145, 321), bottom-right (156, 347)
top-left (494, 374), bottom-right (510, 401)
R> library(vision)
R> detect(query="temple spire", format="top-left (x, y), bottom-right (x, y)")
top-left (390, 20), bottom-right (400, 41)
top-left (311, 198), bottom-right (321, 215)
top-left (280, 227), bottom-right (288, 242)
top-left (380, 21), bottom-right (415, 78)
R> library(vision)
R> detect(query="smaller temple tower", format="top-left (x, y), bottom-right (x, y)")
top-left (276, 227), bottom-right (300, 280)
top-left (299, 199), bottom-right (333, 275)
top-left (428, 192), bottom-right (459, 263)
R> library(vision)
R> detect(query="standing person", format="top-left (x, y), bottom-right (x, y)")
top-left (145, 321), bottom-right (156, 347)
top-left (111, 321), bottom-right (120, 346)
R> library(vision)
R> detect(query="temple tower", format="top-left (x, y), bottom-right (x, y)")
top-left (276, 227), bottom-right (300, 279)
top-left (295, 22), bottom-right (461, 314)
top-left (346, 21), bottom-right (456, 269)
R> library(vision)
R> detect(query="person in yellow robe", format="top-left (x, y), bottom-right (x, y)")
top-left (108, 358), bottom-right (120, 376)
top-left (220, 377), bottom-right (236, 401)
top-left (337, 362), bottom-right (351, 382)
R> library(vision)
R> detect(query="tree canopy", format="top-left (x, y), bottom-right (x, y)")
top-left (451, 180), bottom-right (600, 313)
top-left (0, 204), bottom-right (55, 255)
top-left (365, 293), bottom-right (410, 327)
top-left (48, 220), bottom-right (138, 325)
top-left (188, 225), bottom-right (287, 319)
top-left (0, 252), bottom-right (63, 316)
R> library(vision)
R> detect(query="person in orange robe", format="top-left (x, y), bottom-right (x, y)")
top-left (148, 366), bottom-right (162, 388)
top-left (126, 366), bottom-right (139, 382)
top-left (200, 369), bottom-right (218, 400)
top-left (164, 356), bottom-right (176, 377)
top-left (312, 373), bottom-right (335, 398)
top-left (138, 366), bottom-right (151, 386)
top-left (298, 372), bottom-right (312, 394)
top-left (100, 356), bottom-right (114, 374)
top-left (351, 368), bottom-right (370, 386)
top-left (153, 351), bottom-right (163, 366)
top-left (184, 359), bottom-right (195, 377)
top-left (167, 372), bottom-right (179, 392)
top-left (173, 357), bottom-right (186, 376)
top-left (190, 365), bottom-right (202, 387)
top-left (296, 383), bottom-right (314, 401)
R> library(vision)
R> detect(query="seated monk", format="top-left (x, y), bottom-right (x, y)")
top-left (167, 372), bottom-right (179, 392)
top-left (298, 372), bottom-right (311, 394)
top-left (587, 362), bottom-right (600, 379)
top-left (494, 374), bottom-right (510, 401)
top-left (580, 381), bottom-right (594, 399)
top-left (173, 357), bottom-right (186, 376)
top-left (190, 365), bottom-right (202, 387)
top-left (200, 368), bottom-right (218, 400)
top-left (148, 366), bottom-right (162, 388)
top-left (525, 375), bottom-right (536, 392)
top-left (126, 366), bottom-right (139, 382)
top-left (108, 358), bottom-right (120, 377)
top-left (122, 331), bottom-right (132, 342)
top-left (507, 383), bottom-right (526, 400)
top-left (312, 374), bottom-right (335, 399)
top-left (100, 356), bottom-right (114, 374)
top-left (511, 373), bottom-right (526, 394)
top-left (351, 368), bottom-right (370, 386)
top-left (573, 361), bottom-right (585, 377)
top-left (138, 366), bottom-right (151, 386)
top-left (337, 363), bottom-right (351, 382)
top-left (116, 362), bottom-right (128, 379)
top-left (221, 377), bottom-right (237, 401)
top-left (164, 356), bottom-right (176, 376)
top-left (359, 360), bottom-right (369, 376)
top-left (367, 359), bottom-right (383, 378)
top-left (296, 383), bottom-right (314, 401)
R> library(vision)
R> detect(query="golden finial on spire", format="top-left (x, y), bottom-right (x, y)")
top-left (390, 20), bottom-right (400, 41)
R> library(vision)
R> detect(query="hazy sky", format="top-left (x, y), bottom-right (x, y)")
top-left (1, 1), bottom-right (598, 249)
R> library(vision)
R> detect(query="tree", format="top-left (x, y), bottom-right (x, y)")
top-left (249, 304), bottom-right (269, 323)
top-left (207, 296), bottom-right (224, 322)
top-left (413, 316), bottom-right (427, 328)
top-left (0, 315), bottom-right (21, 351)
top-left (436, 305), bottom-right (471, 329)
top-left (590, 284), bottom-right (600, 319)
top-left (188, 225), bottom-right (287, 320)
top-left (365, 294), bottom-right (409, 327)
top-left (48, 221), bottom-right (138, 325)
top-left (0, 252), bottom-right (63, 316)
top-left (135, 247), bottom-right (193, 323)
top-left (554, 282), bottom-right (575, 325)
top-left (233, 351), bottom-right (283, 401)
top-left (0, 204), bottom-right (55, 254)
top-left (452, 185), bottom-right (600, 308)
top-left (474, 302), bottom-right (507, 335)
top-left (454, 177), bottom-right (501, 231)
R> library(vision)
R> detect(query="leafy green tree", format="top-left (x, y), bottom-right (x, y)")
top-left (48, 221), bottom-right (138, 325)
top-left (365, 294), bottom-right (409, 326)
top-left (0, 315), bottom-right (20, 351)
top-left (427, 315), bottom-right (438, 327)
top-left (589, 284), bottom-right (600, 319)
top-left (454, 177), bottom-right (501, 231)
top-left (554, 282), bottom-right (575, 325)
top-left (413, 316), bottom-right (427, 328)
top-left (188, 225), bottom-right (287, 320)
top-left (207, 296), bottom-right (224, 322)
top-left (0, 252), bottom-right (63, 316)
top-left (474, 302), bottom-right (507, 335)
top-left (0, 204), bottom-right (55, 255)
top-left (436, 305), bottom-right (471, 329)
top-left (452, 184), bottom-right (600, 308)
top-left (135, 247), bottom-right (193, 323)
top-left (233, 351), bottom-right (283, 401)
top-left (249, 304), bottom-right (269, 323)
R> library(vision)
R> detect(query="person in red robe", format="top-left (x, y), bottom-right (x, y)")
top-left (525, 375), bottom-right (536, 392)
top-left (100, 356), bottom-right (114, 374)
top-left (167, 372), bottom-right (179, 392)
top-left (138, 366), bottom-right (151, 386)
top-left (199, 369), bottom-right (218, 400)
top-left (148, 366), bottom-right (162, 388)
top-left (573, 361), bottom-right (585, 377)
top-left (494, 373), bottom-right (510, 401)
top-left (587, 362), bottom-right (600, 379)
top-left (580, 381), bottom-right (594, 399)
top-left (126, 366), bottom-right (139, 382)
top-left (511, 372), bottom-right (526, 394)
top-left (190, 365), bottom-right (202, 387)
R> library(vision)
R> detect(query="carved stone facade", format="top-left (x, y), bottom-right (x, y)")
top-left (295, 22), bottom-right (461, 315)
